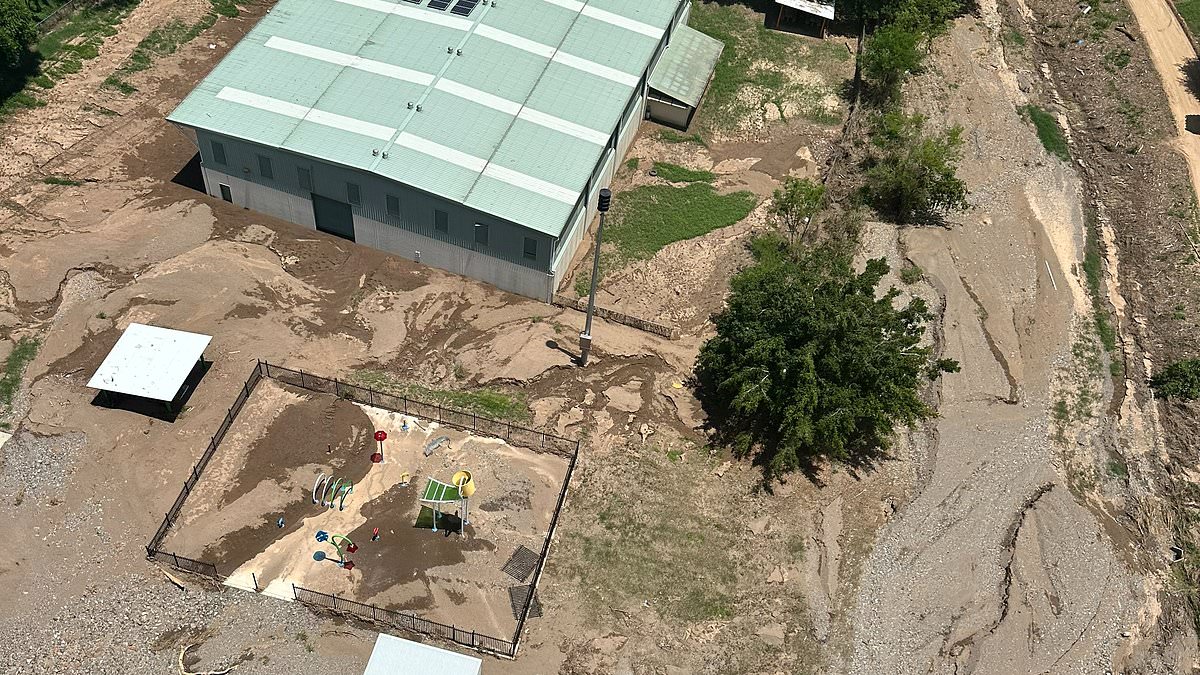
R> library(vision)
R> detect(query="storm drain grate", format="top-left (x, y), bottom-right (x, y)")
top-left (501, 545), bottom-right (539, 582)
top-left (508, 584), bottom-right (542, 620)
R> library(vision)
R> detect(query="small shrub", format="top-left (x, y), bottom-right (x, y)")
top-left (900, 264), bottom-right (923, 284)
top-left (42, 175), bottom-right (81, 186)
top-left (1151, 359), bottom-right (1200, 400)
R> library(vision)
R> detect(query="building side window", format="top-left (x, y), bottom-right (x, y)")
top-left (297, 167), bottom-right (312, 191)
top-left (347, 182), bottom-right (361, 205)
top-left (523, 236), bottom-right (537, 260)
top-left (435, 209), bottom-right (448, 233)
top-left (211, 141), bottom-right (226, 165)
top-left (387, 195), bottom-right (400, 217)
top-left (257, 154), bottom-right (273, 179)
top-left (475, 222), bottom-right (489, 246)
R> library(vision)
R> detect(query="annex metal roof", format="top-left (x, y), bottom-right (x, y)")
top-left (647, 25), bottom-right (722, 108)
top-left (362, 633), bottom-right (482, 675)
top-left (170, 0), bottom-right (683, 237)
top-left (777, 0), bottom-right (835, 20)
top-left (86, 323), bottom-right (212, 401)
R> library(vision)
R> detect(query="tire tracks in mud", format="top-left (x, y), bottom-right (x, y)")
top-left (957, 273), bottom-right (1020, 405)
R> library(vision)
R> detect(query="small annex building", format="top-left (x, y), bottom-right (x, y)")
top-left (169, 0), bottom-right (719, 300)
top-left (362, 633), bottom-right (483, 675)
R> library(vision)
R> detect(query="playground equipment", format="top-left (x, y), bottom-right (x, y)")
top-left (312, 473), bottom-right (354, 510)
top-left (314, 530), bottom-right (357, 570)
top-left (419, 470), bottom-right (475, 535)
top-left (372, 430), bottom-right (387, 463)
top-left (424, 435), bottom-right (450, 457)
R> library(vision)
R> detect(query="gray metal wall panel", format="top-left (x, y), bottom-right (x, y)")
top-left (194, 129), bottom-right (553, 271)
top-left (354, 214), bottom-right (553, 300)
top-left (203, 166), bottom-right (317, 228)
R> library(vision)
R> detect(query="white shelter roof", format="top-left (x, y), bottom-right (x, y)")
top-left (363, 633), bottom-right (482, 675)
top-left (86, 323), bottom-right (212, 401)
top-left (778, 0), bottom-right (835, 19)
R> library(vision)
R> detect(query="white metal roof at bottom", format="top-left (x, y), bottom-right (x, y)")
top-left (363, 633), bottom-right (483, 675)
top-left (86, 323), bottom-right (212, 401)
top-left (777, 0), bottom-right (836, 19)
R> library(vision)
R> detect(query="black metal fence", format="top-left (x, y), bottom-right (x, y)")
top-left (144, 359), bottom-right (582, 659)
top-left (261, 362), bottom-right (578, 457)
top-left (551, 293), bottom-right (677, 339)
top-left (292, 586), bottom-right (518, 657)
top-left (144, 361), bottom-right (265, 578)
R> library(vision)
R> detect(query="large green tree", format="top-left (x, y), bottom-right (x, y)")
top-left (695, 236), bottom-right (957, 475)
top-left (0, 0), bottom-right (36, 71)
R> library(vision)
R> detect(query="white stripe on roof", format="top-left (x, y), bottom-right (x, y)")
top-left (331, 0), bottom-right (474, 31)
top-left (265, 36), bottom-right (434, 86)
top-left (265, 36), bottom-right (610, 145)
top-left (517, 107), bottom-right (609, 145)
top-left (434, 78), bottom-right (522, 116)
top-left (483, 164), bottom-right (578, 204)
top-left (394, 132), bottom-right (488, 173)
top-left (473, 23), bottom-right (557, 59)
top-left (216, 86), bottom-right (395, 140)
top-left (553, 51), bottom-right (640, 87)
top-left (540, 0), bottom-right (664, 38)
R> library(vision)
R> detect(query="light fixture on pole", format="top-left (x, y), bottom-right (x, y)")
top-left (579, 187), bottom-right (611, 366)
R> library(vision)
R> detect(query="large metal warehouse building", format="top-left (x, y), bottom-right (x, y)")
top-left (169, 0), bottom-right (722, 300)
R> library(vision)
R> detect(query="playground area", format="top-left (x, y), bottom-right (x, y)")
top-left (162, 377), bottom-right (570, 639)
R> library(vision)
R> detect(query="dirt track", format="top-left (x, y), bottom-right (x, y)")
top-left (1127, 0), bottom-right (1200, 199)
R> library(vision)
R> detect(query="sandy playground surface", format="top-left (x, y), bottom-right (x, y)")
top-left (164, 378), bottom-right (569, 638)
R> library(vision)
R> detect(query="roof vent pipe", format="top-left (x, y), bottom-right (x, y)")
top-left (372, 149), bottom-right (379, 156)
top-left (416, 104), bottom-right (422, 112)
top-left (407, 101), bottom-right (414, 109)
top-left (456, 49), bottom-right (462, 56)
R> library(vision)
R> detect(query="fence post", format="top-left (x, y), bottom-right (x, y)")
top-left (172, 552), bottom-right (179, 568)
top-left (300, 370), bottom-right (306, 388)
top-left (334, 378), bottom-right (340, 397)
top-left (403, 396), bottom-right (408, 414)
top-left (472, 412), bottom-right (477, 431)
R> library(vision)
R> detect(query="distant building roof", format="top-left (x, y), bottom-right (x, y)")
top-left (777, 0), bottom-right (835, 20)
top-left (169, 0), bottom-right (684, 237)
top-left (363, 634), bottom-right (483, 675)
top-left (86, 323), bottom-right (212, 401)
top-left (647, 25), bottom-right (723, 108)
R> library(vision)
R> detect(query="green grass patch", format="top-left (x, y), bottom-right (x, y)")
top-left (1021, 105), bottom-right (1070, 162)
top-left (605, 183), bottom-right (758, 262)
top-left (899, 264), bottom-right (923, 284)
top-left (1, 337), bottom-right (41, 411)
top-left (658, 129), bottom-right (706, 146)
top-left (42, 175), bottom-right (82, 186)
top-left (574, 271), bottom-right (592, 298)
top-left (652, 161), bottom-right (715, 184)
top-left (688, 1), bottom-right (847, 131)
top-left (623, 157), bottom-right (640, 172)
top-left (349, 369), bottom-right (529, 422)
top-left (1003, 27), bottom-right (1026, 46)
top-left (107, 0), bottom-right (237, 94)
top-left (1082, 230), bottom-right (1119, 353)
top-left (1180, 0), bottom-right (1200, 38)
top-left (561, 458), bottom-right (738, 624)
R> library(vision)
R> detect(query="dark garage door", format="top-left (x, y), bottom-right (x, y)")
top-left (312, 194), bottom-right (355, 242)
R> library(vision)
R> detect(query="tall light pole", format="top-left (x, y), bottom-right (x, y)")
top-left (579, 187), bottom-right (611, 366)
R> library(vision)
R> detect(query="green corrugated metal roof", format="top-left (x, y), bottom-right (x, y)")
top-left (648, 25), bottom-right (722, 108)
top-left (170, 0), bottom-right (684, 236)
